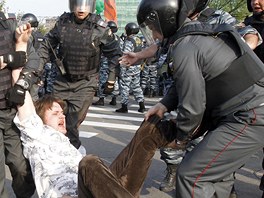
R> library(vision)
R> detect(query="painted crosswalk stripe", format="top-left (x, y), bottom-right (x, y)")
top-left (81, 120), bottom-right (139, 130)
top-left (87, 113), bottom-right (144, 122)
top-left (79, 131), bottom-right (98, 138)
top-left (88, 106), bottom-right (145, 115)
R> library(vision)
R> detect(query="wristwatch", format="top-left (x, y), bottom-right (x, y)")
top-left (16, 79), bottom-right (30, 90)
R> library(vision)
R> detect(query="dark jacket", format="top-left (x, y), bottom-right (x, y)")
top-left (160, 21), bottom-right (264, 141)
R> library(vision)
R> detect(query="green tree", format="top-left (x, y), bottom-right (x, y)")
top-left (209, 0), bottom-right (251, 21)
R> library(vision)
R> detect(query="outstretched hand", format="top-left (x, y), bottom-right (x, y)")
top-left (119, 52), bottom-right (139, 66)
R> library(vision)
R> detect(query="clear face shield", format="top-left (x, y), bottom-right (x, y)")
top-left (139, 11), bottom-right (163, 46)
top-left (69, 0), bottom-right (95, 13)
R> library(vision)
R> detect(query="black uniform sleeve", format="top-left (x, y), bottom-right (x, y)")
top-left (17, 28), bottom-right (40, 89)
top-left (166, 41), bottom-right (206, 142)
top-left (37, 19), bottom-right (61, 72)
top-left (100, 28), bottom-right (122, 81)
top-left (160, 82), bottom-right (179, 111)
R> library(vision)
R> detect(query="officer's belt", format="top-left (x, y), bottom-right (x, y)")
top-left (66, 68), bottom-right (98, 82)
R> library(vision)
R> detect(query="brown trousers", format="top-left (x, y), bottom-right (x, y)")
top-left (78, 115), bottom-right (172, 198)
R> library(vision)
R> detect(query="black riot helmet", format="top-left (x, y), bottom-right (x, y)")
top-left (137, 0), bottom-right (202, 40)
top-left (247, 0), bottom-right (252, 12)
top-left (21, 13), bottom-right (39, 28)
top-left (107, 20), bottom-right (118, 33)
top-left (125, 22), bottom-right (140, 36)
top-left (140, 36), bottom-right (147, 44)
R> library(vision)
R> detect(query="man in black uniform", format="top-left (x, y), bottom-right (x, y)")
top-left (20, 13), bottom-right (44, 51)
top-left (38, 0), bottom-right (122, 149)
top-left (244, 0), bottom-right (264, 196)
top-left (0, 12), bottom-right (37, 198)
top-left (74, 0), bottom-right (264, 197)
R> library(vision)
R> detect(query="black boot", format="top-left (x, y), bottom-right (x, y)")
top-left (116, 104), bottom-right (128, 113)
top-left (138, 101), bottom-right (146, 113)
top-left (109, 96), bottom-right (117, 106)
top-left (92, 98), bottom-right (104, 106)
top-left (159, 164), bottom-right (177, 192)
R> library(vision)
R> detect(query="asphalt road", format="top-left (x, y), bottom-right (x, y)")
top-left (5, 95), bottom-right (263, 198)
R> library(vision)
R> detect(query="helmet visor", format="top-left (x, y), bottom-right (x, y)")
top-left (139, 11), bottom-right (163, 46)
top-left (69, 0), bottom-right (95, 13)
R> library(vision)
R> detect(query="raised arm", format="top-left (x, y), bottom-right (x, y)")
top-left (12, 23), bottom-right (36, 121)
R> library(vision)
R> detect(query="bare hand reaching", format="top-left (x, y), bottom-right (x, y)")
top-left (145, 102), bottom-right (168, 121)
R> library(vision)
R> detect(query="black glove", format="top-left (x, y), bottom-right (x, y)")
top-left (5, 84), bottom-right (26, 106)
top-left (103, 81), bottom-right (115, 95)
top-left (3, 51), bottom-right (27, 69)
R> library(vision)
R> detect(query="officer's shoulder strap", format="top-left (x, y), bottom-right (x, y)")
top-left (172, 22), bottom-right (246, 54)
top-left (59, 12), bottom-right (72, 24)
top-left (0, 11), bottom-right (8, 30)
top-left (197, 7), bottom-right (216, 22)
top-left (88, 13), bottom-right (107, 28)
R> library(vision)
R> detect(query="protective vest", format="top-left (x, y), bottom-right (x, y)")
top-left (32, 30), bottom-right (44, 50)
top-left (244, 16), bottom-right (264, 63)
top-left (0, 13), bottom-right (15, 109)
top-left (125, 35), bottom-right (142, 53)
top-left (58, 13), bottom-right (102, 78)
top-left (170, 22), bottom-right (264, 110)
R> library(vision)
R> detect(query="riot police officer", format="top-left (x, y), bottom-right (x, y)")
top-left (116, 22), bottom-right (146, 113)
top-left (0, 11), bottom-right (37, 198)
top-left (137, 0), bottom-right (264, 197)
top-left (20, 13), bottom-right (44, 50)
top-left (37, 0), bottom-right (122, 149)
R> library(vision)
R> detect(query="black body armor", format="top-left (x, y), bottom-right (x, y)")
top-left (171, 22), bottom-right (264, 110)
top-left (58, 13), bottom-right (101, 78)
top-left (0, 14), bottom-right (15, 109)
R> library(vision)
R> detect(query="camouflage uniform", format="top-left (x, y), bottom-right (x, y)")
top-left (116, 35), bottom-right (145, 112)
top-left (38, 62), bottom-right (59, 97)
top-left (140, 59), bottom-right (158, 97)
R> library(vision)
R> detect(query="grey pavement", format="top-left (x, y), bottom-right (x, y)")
top-left (5, 95), bottom-right (263, 198)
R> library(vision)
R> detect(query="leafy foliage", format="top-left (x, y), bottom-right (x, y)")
top-left (209, 0), bottom-right (251, 21)
top-left (0, 0), bottom-right (6, 12)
